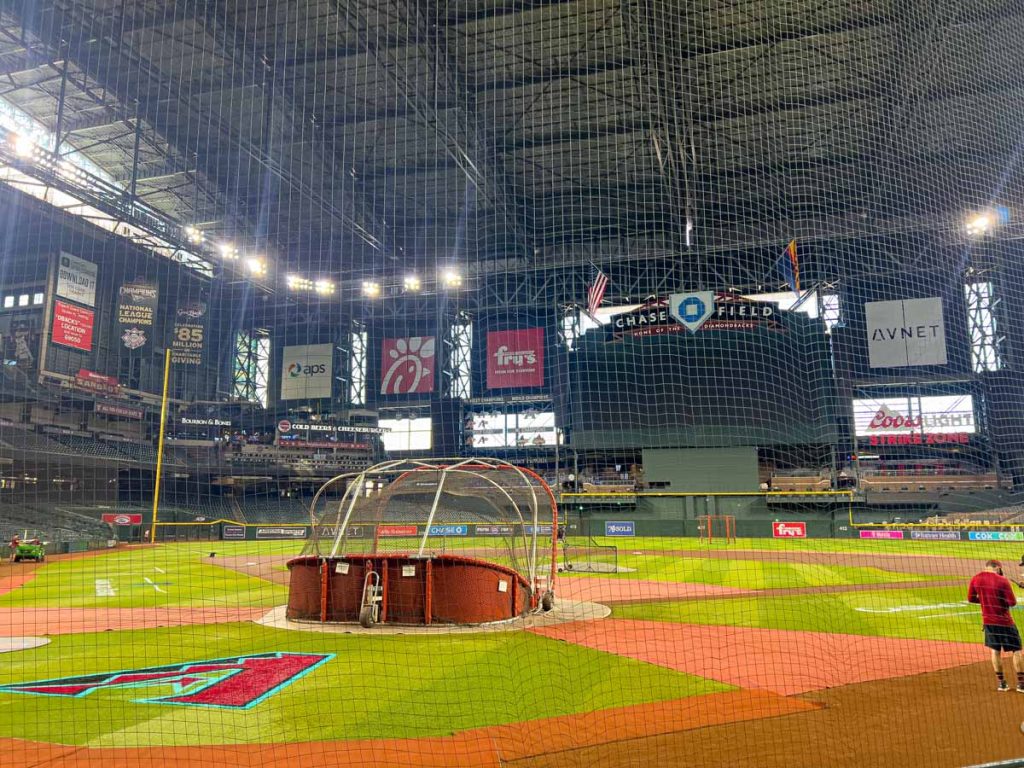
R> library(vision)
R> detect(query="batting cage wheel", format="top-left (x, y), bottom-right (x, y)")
top-left (287, 458), bottom-right (559, 626)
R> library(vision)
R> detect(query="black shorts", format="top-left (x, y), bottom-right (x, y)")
top-left (984, 624), bottom-right (1022, 652)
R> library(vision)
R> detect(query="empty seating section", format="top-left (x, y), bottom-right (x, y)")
top-left (0, 503), bottom-right (116, 542)
top-left (770, 475), bottom-right (832, 492)
top-left (860, 472), bottom-right (1000, 493)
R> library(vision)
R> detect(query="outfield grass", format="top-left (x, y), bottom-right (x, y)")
top-left (0, 622), bottom-right (727, 746)
top-left (584, 536), bottom-right (1024, 561)
top-left (0, 545), bottom-right (289, 609)
top-left (613, 585), bottom-right (990, 643)
top-left (561, 553), bottom-right (947, 588)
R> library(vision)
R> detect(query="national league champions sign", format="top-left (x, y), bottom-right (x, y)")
top-left (116, 281), bottom-right (159, 352)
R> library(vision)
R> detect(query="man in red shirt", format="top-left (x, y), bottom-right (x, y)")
top-left (968, 560), bottom-right (1023, 691)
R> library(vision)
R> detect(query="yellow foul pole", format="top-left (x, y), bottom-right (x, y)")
top-left (150, 348), bottom-right (172, 544)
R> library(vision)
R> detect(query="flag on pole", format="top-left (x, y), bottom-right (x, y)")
top-left (780, 239), bottom-right (800, 295)
top-left (586, 265), bottom-right (609, 316)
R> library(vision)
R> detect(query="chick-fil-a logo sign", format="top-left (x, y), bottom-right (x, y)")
top-left (381, 337), bottom-right (435, 395)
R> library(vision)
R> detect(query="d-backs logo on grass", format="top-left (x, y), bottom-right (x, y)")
top-left (0, 652), bottom-right (332, 710)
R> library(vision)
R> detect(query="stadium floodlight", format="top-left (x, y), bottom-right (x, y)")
top-left (286, 274), bottom-right (312, 291)
top-left (966, 207), bottom-right (1010, 237)
top-left (403, 274), bottom-right (421, 292)
top-left (361, 280), bottom-right (381, 298)
top-left (965, 212), bottom-right (993, 236)
top-left (314, 279), bottom-right (335, 295)
top-left (441, 268), bottom-right (463, 288)
top-left (245, 257), bottom-right (267, 277)
top-left (184, 225), bottom-right (204, 245)
top-left (11, 133), bottom-right (34, 158)
top-left (218, 242), bottom-right (238, 260)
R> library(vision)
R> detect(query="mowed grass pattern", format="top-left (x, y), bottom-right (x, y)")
top-left (614, 585), bottom-right (987, 643)
top-left (0, 622), bottom-right (726, 746)
top-left (0, 545), bottom-right (289, 609)
top-left (561, 554), bottom-right (947, 588)
top-left (0, 536), bottom-right (1006, 746)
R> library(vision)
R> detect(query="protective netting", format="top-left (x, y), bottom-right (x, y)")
top-left (0, 0), bottom-right (1023, 765)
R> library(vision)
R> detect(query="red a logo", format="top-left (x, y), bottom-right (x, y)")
top-left (0, 652), bottom-right (332, 709)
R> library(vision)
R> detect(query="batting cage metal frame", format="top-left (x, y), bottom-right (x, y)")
top-left (286, 458), bottom-right (559, 626)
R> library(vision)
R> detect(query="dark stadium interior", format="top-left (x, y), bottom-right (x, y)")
top-left (0, 0), bottom-right (1020, 542)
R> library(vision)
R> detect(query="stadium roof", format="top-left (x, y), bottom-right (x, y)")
top-left (2, 0), bottom-right (1023, 285)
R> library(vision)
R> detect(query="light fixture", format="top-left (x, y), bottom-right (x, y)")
top-left (966, 206), bottom-right (1010, 237)
top-left (441, 269), bottom-right (463, 288)
top-left (403, 274), bottom-right (421, 292)
top-left (245, 257), bottom-right (267, 277)
top-left (314, 279), bottom-right (335, 295)
top-left (11, 133), bottom-right (34, 158)
top-left (184, 225), bottom-right (204, 245)
top-left (965, 213), bottom-right (992, 237)
top-left (361, 280), bottom-right (381, 298)
top-left (286, 274), bottom-right (312, 291)
top-left (218, 242), bottom-right (238, 260)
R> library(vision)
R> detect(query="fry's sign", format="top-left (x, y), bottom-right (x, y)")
top-left (0, 652), bottom-right (332, 709)
top-left (772, 521), bottom-right (806, 538)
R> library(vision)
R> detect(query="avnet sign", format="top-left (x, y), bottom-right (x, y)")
top-left (865, 298), bottom-right (947, 368)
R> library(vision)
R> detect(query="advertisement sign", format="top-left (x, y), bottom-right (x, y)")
top-left (95, 402), bottom-right (143, 420)
top-left (280, 343), bottom-right (333, 400)
top-left (853, 396), bottom-right (975, 437)
top-left (180, 416), bottom-right (232, 428)
top-left (254, 527), bottom-right (307, 540)
top-left (859, 530), bottom-right (905, 539)
top-left (56, 252), bottom-right (98, 307)
top-left (381, 337), bottom-right (435, 395)
top-left (669, 292), bottom-right (779, 332)
top-left (101, 513), bottom-right (143, 526)
top-left (428, 524), bottom-right (468, 537)
top-left (911, 530), bottom-right (962, 541)
top-left (865, 298), bottom-right (947, 368)
top-left (968, 531), bottom-right (1024, 541)
top-left (476, 525), bottom-right (514, 535)
top-left (669, 292), bottom-right (715, 333)
top-left (116, 281), bottom-right (159, 351)
top-left (73, 368), bottom-right (120, 396)
top-left (604, 520), bottom-right (635, 537)
top-left (51, 301), bottom-right (94, 351)
top-left (222, 525), bottom-right (246, 540)
top-left (378, 525), bottom-right (418, 537)
top-left (487, 328), bottom-right (544, 389)
top-left (772, 521), bottom-right (807, 538)
top-left (610, 301), bottom-right (678, 338)
top-left (169, 300), bottom-right (208, 366)
top-left (276, 421), bottom-right (387, 449)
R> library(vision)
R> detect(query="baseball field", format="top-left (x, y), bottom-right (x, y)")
top-left (2, 536), bottom-right (1024, 767)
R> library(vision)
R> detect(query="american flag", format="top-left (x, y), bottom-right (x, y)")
top-left (587, 265), bottom-right (609, 316)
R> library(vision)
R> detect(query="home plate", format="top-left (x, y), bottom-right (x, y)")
top-left (0, 637), bottom-right (50, 653)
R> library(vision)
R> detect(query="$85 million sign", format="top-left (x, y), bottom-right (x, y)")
top-left (169, 301), bottom-right (208, 365)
